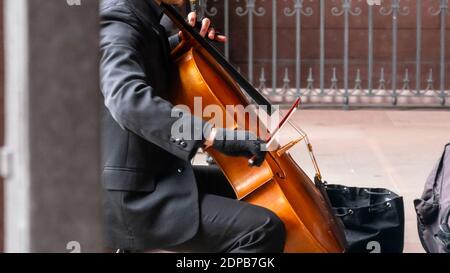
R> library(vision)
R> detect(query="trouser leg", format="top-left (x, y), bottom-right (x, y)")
top-left (192, 165), bottom-right (236, 198)
top-left (164, 166), bottom-right (286, 253)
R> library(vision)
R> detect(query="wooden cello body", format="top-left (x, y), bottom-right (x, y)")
top-left (161, 4), bottom-right (347, 253)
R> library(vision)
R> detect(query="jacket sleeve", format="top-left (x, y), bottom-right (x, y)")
top-left (160, 13), bottom-right (181, 50)
top-left (168, 33), bottom-right (181, 50)
top-left (100, 5), bottom-right (210, 162)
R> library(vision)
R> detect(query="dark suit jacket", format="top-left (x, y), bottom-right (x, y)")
top-left (100, 0), bottom-right (205, 250)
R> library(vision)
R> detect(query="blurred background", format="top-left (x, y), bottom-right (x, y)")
top-left (0, 0), bottom-right (448, 253)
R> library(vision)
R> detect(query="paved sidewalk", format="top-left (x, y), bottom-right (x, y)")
top-left (287, 109), bottom-right (450, 253)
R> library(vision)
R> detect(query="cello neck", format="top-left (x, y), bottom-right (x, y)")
top-left (188, 0), bottom-right (206, 22)
top-left (160, 3), bottom-right (273, 114)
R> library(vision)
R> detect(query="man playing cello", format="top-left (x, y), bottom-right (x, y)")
top-left (99, 0), bottom-right (286, 253)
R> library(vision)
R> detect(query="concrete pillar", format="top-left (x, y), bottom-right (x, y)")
top-left (3, 0), bottom-right (102, 252)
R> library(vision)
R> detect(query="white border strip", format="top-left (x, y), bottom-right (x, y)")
top-left (4, 0), bottom-right (31, 253)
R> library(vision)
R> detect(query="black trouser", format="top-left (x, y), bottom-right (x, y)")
top-left (164, 165), bottom-right (286, 253)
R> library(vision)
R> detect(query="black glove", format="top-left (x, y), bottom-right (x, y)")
top-left (212, 128), bottom-right (267, 167)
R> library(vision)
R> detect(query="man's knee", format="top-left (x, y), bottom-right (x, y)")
top-left (240, 207), bottom-right (286, 253)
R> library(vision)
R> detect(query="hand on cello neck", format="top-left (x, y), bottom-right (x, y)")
top-left (185, 11), bottom-right (227, 43)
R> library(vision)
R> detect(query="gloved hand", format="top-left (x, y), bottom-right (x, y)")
top-left (211, 128), bottom-right (267, 167)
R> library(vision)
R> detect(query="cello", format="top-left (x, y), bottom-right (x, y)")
top-left (161, 3), bottom-right (347, 253)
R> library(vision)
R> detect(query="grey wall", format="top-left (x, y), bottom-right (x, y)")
top-left (4, 0), bottom-right (103, 252)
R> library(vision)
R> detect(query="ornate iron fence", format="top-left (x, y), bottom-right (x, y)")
top-left (203, 0), bottom-right (450, 108)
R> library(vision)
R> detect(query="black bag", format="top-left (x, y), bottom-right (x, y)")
top-left (414, 143), bottom-right (450, 253)
top-left (325, 184), bottom-right (405, 253)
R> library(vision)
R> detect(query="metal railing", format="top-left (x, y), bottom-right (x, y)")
top-left (203, 0), bottom-right (450, 108)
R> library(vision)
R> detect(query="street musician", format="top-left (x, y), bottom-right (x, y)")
top-left (99, 0), bottom-right (286, 253)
